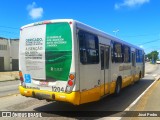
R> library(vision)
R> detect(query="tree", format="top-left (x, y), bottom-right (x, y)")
top-left (146, 51), bottom-right (159, 62)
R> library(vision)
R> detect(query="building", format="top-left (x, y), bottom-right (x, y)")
top-left (0, 37), bottom-right (19, 71)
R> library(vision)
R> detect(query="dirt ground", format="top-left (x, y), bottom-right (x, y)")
top-left (0, 71), bottom-right (19, 81)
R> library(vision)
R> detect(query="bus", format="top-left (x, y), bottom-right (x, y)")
top-left (19, 19), bottom-right (145, 105)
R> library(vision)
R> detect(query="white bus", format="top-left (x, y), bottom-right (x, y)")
top-left (19, 19), bottom-right (145, 105)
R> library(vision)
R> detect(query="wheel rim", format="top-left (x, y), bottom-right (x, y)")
top-left (117, 82), bottom-right (120, 93)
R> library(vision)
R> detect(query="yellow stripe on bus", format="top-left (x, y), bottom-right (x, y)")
top-left (19, 74), bottom-right (140, 105)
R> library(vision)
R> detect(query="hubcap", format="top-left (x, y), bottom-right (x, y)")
top-left (117, 83), bottom-right (120, 93)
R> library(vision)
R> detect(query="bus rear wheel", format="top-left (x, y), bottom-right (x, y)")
top-left (139, 72), bottom-right (141, 80)
top-left (114, 78), bottom-right (121, 96)
top-left (136, 72), bottom-right (141, 83)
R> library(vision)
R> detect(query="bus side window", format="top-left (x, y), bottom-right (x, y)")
top-left (105, 47), bottom-right (109, 69)
top-left (114, 42), bottom-right (123, 63)
top-left (132, 52), bottom-right (136, 66)
top-left (139, 50), bottom-right (143, 63)
top-left (111, 41), bottom-right (115, 63)
top-left (124, 45), bottom-right (131, 63)
top-left (79, 31), bottom-right (86, 48)
top-left (78, 31), bottom-right (87, 64)
top-left (101, 47), bottom-right (104, 70)
top-left (78, 30), bottom-right (99, 64)
top-left (136, 49), bottom-right (143, 63)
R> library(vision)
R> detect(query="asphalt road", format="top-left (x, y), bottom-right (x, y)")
top-left (0, 80), bottom-right (19, 97)
top-left (0, 64), bottom-right (159, 120)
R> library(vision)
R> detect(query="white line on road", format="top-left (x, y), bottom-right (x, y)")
top-left (152, 74), bottom-right (158, 77)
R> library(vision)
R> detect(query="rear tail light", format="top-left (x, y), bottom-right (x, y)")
top-left (20, 77), bottom-right (24, 82)
top-left (68, 80), bottom-right (73, 86)
top-left (69, 21), bottom-right (72, 25)
top-left (19, 71), bottom-right (23, 76)
top-left (19, 71), bottom-right (24, 82)
top-left (69, 74), bottom-right (75, 80)
top-left (65, 73), bottom-right (75, 93)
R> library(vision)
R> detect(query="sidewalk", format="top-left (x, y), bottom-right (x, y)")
top-left (145, 62), bottom-right (158, 74)
top-left (143, 79), bottom-right (160, 111)
top-left (131, 76), bottom-right (160, 111)
top-left (0, 71), bottom-right (19, 82)
top-left (143, 63), bottom-right (160, 111)
top-left (127, 63), bottom-right (160, 119)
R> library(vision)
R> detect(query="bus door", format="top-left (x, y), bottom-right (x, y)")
top-left (131, 52), bottom-right (136, 80)
top-left (100, 45), bottom-right (110, 96)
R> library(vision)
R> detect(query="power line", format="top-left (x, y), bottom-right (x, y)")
top-left (144, 46), bottom-right (160, 52)
top-left (120, 33), bottom-right (159, 38)
top-left (0, 29), bottom-right (19, 39)
top-left (0, 25), bottom-right (19, 30)
top-left (0, 30), bottom-right (19, 35)
top-left (138, 39), bottom-right (160, 45)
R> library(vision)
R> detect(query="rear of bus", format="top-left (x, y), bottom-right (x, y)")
top-left (19, 19), bottom-right (80, 105)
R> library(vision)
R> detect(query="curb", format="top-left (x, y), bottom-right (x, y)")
top-left (0, 93), bottom-right (20, 98)
top-left (0, 79), bottom-right (19, 82)
top-left (124, 75), bottom-right (160, 111)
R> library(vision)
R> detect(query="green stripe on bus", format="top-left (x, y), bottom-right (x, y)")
top-left (45, 23), bottom-right (72, 81)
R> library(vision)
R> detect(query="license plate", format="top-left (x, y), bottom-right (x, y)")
top-left (39, 81), bottom-right (48, 86)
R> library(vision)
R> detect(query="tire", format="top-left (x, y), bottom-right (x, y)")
top-left (114, 78), bottom-right (121, 96)
top-left (137, 72), bottom-right (141, 82)
top-left (136, 72), bottom-right (141, 83)
top-left (139, 72), bottom-right (141, 80)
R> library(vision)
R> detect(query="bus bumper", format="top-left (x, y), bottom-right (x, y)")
top-left (19, 85), bottom-right (80, 105)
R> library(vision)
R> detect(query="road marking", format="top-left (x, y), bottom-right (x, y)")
top-left (98, 117), bottom-right (121, 120)
top-left (152, 74), bottom-right (157, 77)
top-left (118, 75), bottom-right (160, 119)
top-left (0, 79), bottom-right (19, 82)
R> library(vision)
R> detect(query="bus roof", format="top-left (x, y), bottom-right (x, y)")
top-left (20, 19), bottom-right (144, 51)
top-left (75, 20), bottom-right (143, 51)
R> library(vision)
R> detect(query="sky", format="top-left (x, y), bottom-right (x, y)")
top-left (0, 0), bottom-right (159, 54)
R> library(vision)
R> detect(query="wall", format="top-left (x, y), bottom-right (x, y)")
top-left (10, 39), bottom-right (19, 71)
top-left (0, 38), bottom-right (10, 71)
top-left (10, 39), bottom-right (19, 59)
top-left (0, 38), bottom-right (19, 71)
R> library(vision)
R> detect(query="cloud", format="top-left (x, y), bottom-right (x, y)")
top-left (115, 0), bottom-right (150, 10)
top-left (27, 2), bottom-right (43, 20)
